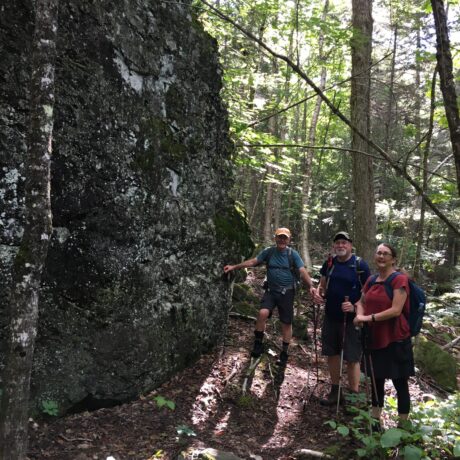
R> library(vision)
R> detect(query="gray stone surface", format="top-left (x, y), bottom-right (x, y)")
top-left (0, 0), bottom-right (253, 415)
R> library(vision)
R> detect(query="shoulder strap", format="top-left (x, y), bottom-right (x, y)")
top-left (369, 272), bottom-right (401, 300)
top-left (287, 247), bottom-right (294, 270)
top-left (265, 246), bottom-right (276, 267)
top-left (325, 255), bottom-right (336, 292)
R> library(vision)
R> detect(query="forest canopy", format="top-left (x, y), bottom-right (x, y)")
top-left (195, 0), bottom-right (460, 274)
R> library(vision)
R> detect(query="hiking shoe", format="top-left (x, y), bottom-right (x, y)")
top-left (251, 340), bottom-right (264, 358)
top-left (276, 351), bottom-right (288, 367)
top-left (320, 385), bottom-right (344, 406)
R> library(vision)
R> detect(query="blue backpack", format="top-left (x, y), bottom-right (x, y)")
top-left (367, 272), bottom-right (426, 336)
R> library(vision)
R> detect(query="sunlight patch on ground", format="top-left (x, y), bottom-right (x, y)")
top-left (212, 408), bottom-right (232, 436)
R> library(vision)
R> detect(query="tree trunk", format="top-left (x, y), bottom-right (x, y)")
top-left (299, 0), bottom-right (329, 271)
top-left (350, 0), bottom-right (375, 262)
top-left (0, 0), bottom-right (58, 458)
top-left (431, 0), bottom-right (460, 196)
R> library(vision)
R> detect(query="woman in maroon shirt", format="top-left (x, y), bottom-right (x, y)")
top-left (354, 243), bottom-right (414, 430)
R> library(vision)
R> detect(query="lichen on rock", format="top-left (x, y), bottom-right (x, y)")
top-left (0, 0), bottom-right (251, 415)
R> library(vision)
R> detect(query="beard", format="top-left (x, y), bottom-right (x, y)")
top-left (335, 248), bottom-right (347, 256)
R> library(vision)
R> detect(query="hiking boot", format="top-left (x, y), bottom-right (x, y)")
top-left (251, 340), bottom-right (264, 358)
top-left (276, 351), bottom-right (288, 368)
top-left (320, 384), bottom-right (344, 406)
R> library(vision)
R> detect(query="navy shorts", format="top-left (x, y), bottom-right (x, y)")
top-left (321, 314), bottom-right (362, 363)
top-left (260, 289), bottom-right (295, 324)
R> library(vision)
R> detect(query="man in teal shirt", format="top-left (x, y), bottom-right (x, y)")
top-left (224, 227), bottom-right (315, 366)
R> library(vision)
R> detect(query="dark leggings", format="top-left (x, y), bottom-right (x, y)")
top-left (371, 377), bottom-right (411, 414)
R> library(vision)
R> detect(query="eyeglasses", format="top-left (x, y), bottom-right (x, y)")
top-left (375, 251), bottom-right (393, 257)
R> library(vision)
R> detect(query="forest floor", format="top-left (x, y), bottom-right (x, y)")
top-left (27, 272), bottom-right (451, 460)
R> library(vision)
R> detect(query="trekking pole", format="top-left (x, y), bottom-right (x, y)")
top-left (363, 324), bottom-right (380, 419)
top-left (336, 296), bottom-right (349, 415)
top-left (361, 324), bottom-right (372, 434)
top-left (300, 302), bottom-right (320, 409)
top-left (313, 302), bottom-right (320, 384)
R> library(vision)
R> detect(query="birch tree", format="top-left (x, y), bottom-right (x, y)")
top-left (0, 0), bottom-right (58, 458)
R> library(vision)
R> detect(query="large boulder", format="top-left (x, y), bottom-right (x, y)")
top-left (0, 0), bottom-right (253, 415)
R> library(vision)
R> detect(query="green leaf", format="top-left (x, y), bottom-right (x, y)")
top-left (324, 420), bottom-right (337, 429)
top-left (402, 444), bottom-right (423, 460)
top-left (380, 428), bottom-right (403, 448)
top-left (165, 400), bottom-right (176, 410)
top-left (454, 439), bottom-right (460, 457)
top-left (176, 424), bottom-right (196, 437)
top-left (153, 395), bottom-right (175, 411)
top-left (41, 399), bottom-right (59, 416)
top-left (337, 425), bottom-right (349, 437)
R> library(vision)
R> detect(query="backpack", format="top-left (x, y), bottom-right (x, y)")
top-left (263, 246), bottom-right (300, 290)
top-left (366, 272), bottom-right (426, 337)
top-left (325, 255), bottom-right (365, 293)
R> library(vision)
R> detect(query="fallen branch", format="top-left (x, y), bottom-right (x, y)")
top-left (441, 335), bottom-right (460, 350)
top-left (293, 448), bottom-right (333, 459)
top-left (228, 311), bottom-right (257, 321)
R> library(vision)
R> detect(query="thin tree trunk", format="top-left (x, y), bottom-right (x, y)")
top-left (413, 69), bottom-right (436, 279)
top-left (299, 0), bottom-right (329, 270)
top-left (350, 0), bottom-right (375, 262)
top-left (0, 1), bottom-right (58, 457)
top-left (431, 0), bottom-right (460, 196)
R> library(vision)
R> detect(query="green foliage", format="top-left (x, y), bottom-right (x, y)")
top-left (176, 424), bottom-right (196, 437)
top-left (326, 393), bottom-right (460, 459)
top-left (152, 395), bottom-right (176, 411)
top-left (41, 399), bottom-right (59, 416)
top-left (237, 394), bottom-right (255, 408)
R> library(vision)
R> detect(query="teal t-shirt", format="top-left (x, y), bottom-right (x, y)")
top-left (257, 246), bottom-right (304, 289)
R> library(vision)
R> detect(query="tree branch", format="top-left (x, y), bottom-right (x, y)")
top-left (244, 53), bottom-right (392, 130)
top-left (238, 142), bottom-right (455, 184)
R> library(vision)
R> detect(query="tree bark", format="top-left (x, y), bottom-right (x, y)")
top-left (350, 0), bottom-right (375, 262)
top-left (299, 0), bottom-right (329, 270)
top-left (0, 1), bottom-right (58, 458)
top-left (431, 0), bottom-right (460, 196)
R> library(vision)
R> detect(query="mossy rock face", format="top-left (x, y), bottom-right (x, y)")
top-left (232, 283), bottom-right (259, 304)
top-left (433, 265), bottom-right (458, 283)
top-left (434, 282), bottom-right (455, 295)
top-left (232, 301), bottom-right (258, 318)
top-left (414, 337), bottom-right (458, 391)
top-left (0, 0), bottom-right (241, 416)
top-left (214, 204), bottom-right (254, 260)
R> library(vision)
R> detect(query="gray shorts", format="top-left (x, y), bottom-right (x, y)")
top-left (321, 315), bottom-right (362, 363)
top-left (260, 289), bottom-right (295, 324)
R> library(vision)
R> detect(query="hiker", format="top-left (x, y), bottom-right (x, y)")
top-left (354, 243), bottom-right (415, 429)
top-left (224, 227), bottom-right (315, 367)
top-left (312, 231), bottom-right (370, 406)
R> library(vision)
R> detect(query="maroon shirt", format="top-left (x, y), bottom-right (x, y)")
top-left (363, 273), bottom-right (410, 350)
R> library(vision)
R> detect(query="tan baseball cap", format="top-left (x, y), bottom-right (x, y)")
top-left (275, 227), bottom-right (291, 238)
